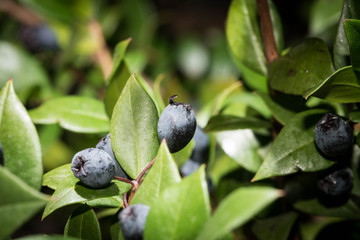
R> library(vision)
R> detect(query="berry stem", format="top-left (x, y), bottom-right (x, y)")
top-left (114, 176), bottom-right (136, 188)
top-left (168, 95), bottom-right (178, 104)
top-left (136, 157), bottom-right (157, 183)
top-left (123, 192), bottom-right (129, 208)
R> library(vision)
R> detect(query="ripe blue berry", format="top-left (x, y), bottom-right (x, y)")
top-left (118, 204), bottom-right (150, 240)
top-left (96, 134), bottom-right (128, 178)
top-left (191, 126), bottom-right (209, 164)
top-left (71, 148), bottom-right (115, 189)
top-left (314, 113), bottom-right (353, 158)
top-left (180, 159), bottom-right (201, 177)
top-left (317, 167), bottom-right (353, 197)
top-left (157, 95), bottom-right (196, 153)
top-left (19, 24), bottom-right (59, 53)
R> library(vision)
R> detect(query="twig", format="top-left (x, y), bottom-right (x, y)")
top-left (88, 20), bottom-right (113, 80)
top-left (0, 0), bottom-right (41, 26)
top-left (256, 0), bottom-right (278, 64)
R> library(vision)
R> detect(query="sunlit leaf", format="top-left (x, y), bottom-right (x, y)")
top-left (0, 80), bottom-right (43, 190)
top-left (196, 186), bottom-right (283, 240)
top-left (111, 74), bottom-right (159, 179)
top-left (29, 96), bottom-right (110, 133)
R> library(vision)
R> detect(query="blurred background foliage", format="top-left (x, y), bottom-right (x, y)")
top-left (0, 0), bottom-right (349, 237)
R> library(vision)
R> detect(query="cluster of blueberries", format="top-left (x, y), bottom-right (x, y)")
top-left (71, 95), bottom-right (209, 240)
top-left (314, 113), bottom-right (354, 203)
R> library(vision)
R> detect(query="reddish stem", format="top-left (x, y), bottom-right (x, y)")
top-left (256, 0), bottom-right (278, 64)
top-left (136, 157), bottom-right (157, 183)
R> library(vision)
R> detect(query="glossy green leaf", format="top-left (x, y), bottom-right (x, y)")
top-left (309, 0), bottom-right (343, 36)
top-left (252, 110), bottom-right (334, 182)
top-left (204, 115), bottom-right (271, 132)
top-left (344, 19), bottom-right (360, 78)
top-left (333, 0), bottom-right (360, 69)
top-left (226, 0), bottom-right (282, 92)
top-left (110, 74), bottom-right (159, 179)
top-left (269, 38), bottom-right (334, 95)
top-left (144, 165), bottom-right (211, 240)
top-left (215, 129), bottom-right (264, 173)
top-left (303, 66), bottom-right (360, 103)
top-left (0, 80), bottom-right (43, 190)
top-left (196, 186), bottom-right (283, 240)
top-left (29, 96), bottom-right (110, 133)
top-left (252, 212), bottom-right (298, 240)
top-left (294, 198), bottom-right (360, 220)
top-left (172, 139), bottom-right (195, 167)
top-left (42, 165), bottom-right (131, 219)
top-left (226, 0), bottom-right (265, 75)
top-left (0, 167), bottom-right (48, 239)
top-left (131, 141), bottom-right (181, 205)
top-left (64, 205), bottom-right (101, 240)
top-left (0, 41), bottom-right (50, 101)
top-left (43, 164), bottom-right (74, 190)
top-left (104, 39), bottom-right (132, 117)
top-left (257, 92), bottom-right (308, 125)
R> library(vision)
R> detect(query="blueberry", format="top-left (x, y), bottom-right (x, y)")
top-left (157, 95), bottom-right (196, 153)
top-left (180, 159), bottom-right (201, 177)
top-left (314, 113), bottom-right (353, 157)
top-left (71, 148), bottom-right (115, 189)
top-left (96, 134), bottom-right (128, 178)
top-left (191, 126), bottom-right (209, 164)
top-left (317, 167), bottom-right (353, 197)
top-left (118, 204), bottom-right (150, 240)
top-left (19, 23), bottom-right (59, 53)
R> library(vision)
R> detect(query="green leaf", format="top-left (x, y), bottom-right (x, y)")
top-left (172, 139), bottom-right (195, 167)
top-left (333, 0), bottom-right (360, 69)
top-left (42, 165), bottom-right (131, 219)
top-left (303, 66), bottom-right (360, 103)
top-left (294, 198), bottom-right (360, 220)
top-left (349, 110), bottom-right (360, 122)
top-left (144, 165), bottom-right (211, 240)
top-left (104, 39), bottom-right (132, 117)
top-left (226, 0), bottom-right (282, 92)
top-left (269, 38), bottom-right (334, 95)
top-left (0, 80), bottom-right (43, 190)
top-left (64, 205), bottom-right (101, 240)
top-left (252, 109), bottom-right (334, 182)
top-left (252, 212), bottom-right (298, 240)
top-left (257, 92), bottom-right (308, 125)
top-left (344, 19), bottom-right (360, 78)
top-left (0, 167), bottom-right (48, 239)
top-left (196, 186), bottom-right (283, 240)
top-left (204, 115), bottom-right (271, 132)
top-left (29, 96), bottom-right (110, 133)
top-left (309, 0), bottom-right (343, 37)
top-left (215, 129), bottom-right (264, 173)
top-left (0, 41), bottom-right (50, 101)
top-left (110, 74), bottom-right (159, 179)
top-left (131, 140), bottom-right (181, 205)
top-left (226, 0), bottom-right (265, 73)
top-left (43, 164), bottom-right (74, 190)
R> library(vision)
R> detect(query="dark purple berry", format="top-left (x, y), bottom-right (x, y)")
top-left (314, 113), bottom-right (353, 157)
top-left (157, 95), bottom-right (196, 153)
top-left (71, 148), bottom-right (115, 189)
